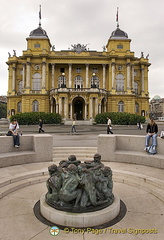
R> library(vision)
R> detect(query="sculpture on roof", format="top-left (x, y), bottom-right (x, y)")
top-left (71, 43), bottom-right (88, 54)
top-left (45, 153), bottom-right (114, 212)
top-left (13, 50), bottom-right (16, 56)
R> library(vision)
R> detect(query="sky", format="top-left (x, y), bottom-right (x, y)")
top-left (0, 0), bottom-right (164, 100)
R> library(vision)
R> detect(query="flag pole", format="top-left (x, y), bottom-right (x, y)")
top-left (116, 7), bottom-right (119, 28)
top-left (39, 5), bottom-right (41, 27)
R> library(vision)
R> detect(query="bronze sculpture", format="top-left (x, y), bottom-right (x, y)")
top-left (45, 154), bottom-right (114, 212)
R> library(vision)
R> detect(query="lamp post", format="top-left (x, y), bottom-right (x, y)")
top-left (92, 72), bottom-right (97, 88)
top-left (61, 72), bottom-right (66, 88)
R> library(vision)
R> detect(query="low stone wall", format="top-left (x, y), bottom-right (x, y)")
top-left (0, 134), bottom-right (53, 167)
top-left (97, 135), bottom-right (164, 169)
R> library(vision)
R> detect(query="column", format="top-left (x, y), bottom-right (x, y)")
top-left (95, 98), bottom-right (98, 116)
top-left (89, 98), bottom-right (93, 118)
top-left (68, 64), bottom-right (72, 88)
top-left (102, 64), bottom-right (106, 89)
top-left (59, 98), bottom-right (62, 115)
top-left (99, 103), bottom-right (102, 114)
top-left (127, 63), bottom-right (131, 90)
top-left (50, 98), bottom-right (53, 113)
top-left (111, 63), bottom-right (115, 89)
top-left (26, 62), bottom-right (31, 89)
top-left (141, 67), bottom-right (145, 92)
top-left (51, 64), bottom-right (55, 89)
top-left (12, 66), bottom-right (16, 92)
top-left (42, 62), bottom-right (46, 89)
top-left (86, 64), bottom-right (89, 88)
top-left (70, 103), bottom-right (73, 119)
top-left (22, 64), bottom-right (25, 89)
top-left (85, 103), bottom-right (87, 119)
top-left (104, 98), bottom-right (107, 112)
top-left (64, 97), bottom-right (68, 119)
top-left (56, 103), bottom-right (59, 114)
top-left (132, 65), bottom-right (134, 90)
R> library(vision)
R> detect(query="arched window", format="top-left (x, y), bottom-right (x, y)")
top-left (18, 81), bottom-right (23, 92)
top-left (32, 100), bottom-right (39, 112)
top-left (135, 103), bottom-right (139, 113)
top-left (17, 101), bottom-right (22, 112)
top-left (91, 75), bottom-right (99, 88)
top-left (58, 75), bottom-right (66, 88)
top-left (118, 101), bottom-right (124, 112)
top-left (32, 73), bottom-right (41, 90)
top-left (116, 74), bottom-right (124, 92)
top-left (74, 75), bottom-right (83, 89)
top-left (134, 81), bottom-right (138, 94)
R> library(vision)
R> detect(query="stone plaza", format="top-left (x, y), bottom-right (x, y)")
top-left (0, 124), bottom-right (163, 240)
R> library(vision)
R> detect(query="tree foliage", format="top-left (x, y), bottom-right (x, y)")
top-left (94, 112), bottom-right (145, 125)
top-left (10, 112), bottom-right (62, 125)
top-left (0, 103), bottom-right (7, 119)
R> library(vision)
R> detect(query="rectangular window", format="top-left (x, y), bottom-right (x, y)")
top-left (134, 70), bottom-right (137, 76)
top-left (34, 44), bottom-right (40, 48)
top-left (60, 68), bottom-right (65, 73)
top-left (117, 45), bottom-right (123, 49)
top-left (76, 68), bottom-right (81, 73)
top-left (92, 68), bottom-right (98, 73)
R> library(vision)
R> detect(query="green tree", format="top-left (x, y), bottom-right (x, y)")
top-left (0, 103), bottom-right (7, 118)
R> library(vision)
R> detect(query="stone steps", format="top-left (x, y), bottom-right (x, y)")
top-left (0, 161), bottom-right (163, 204)
top-left (0, 168), bottom-right (49, 199)
top-left (53, 147), bottom-right (97, 161)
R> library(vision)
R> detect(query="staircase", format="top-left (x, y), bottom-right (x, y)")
top-left (53, 147), bottom-right (97, 162)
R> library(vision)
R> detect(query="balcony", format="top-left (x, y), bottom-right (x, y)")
top-left (49, 88), bottom-right (107, 94)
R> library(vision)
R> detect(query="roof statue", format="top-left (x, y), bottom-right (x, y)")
top-left (71, 43), bottom-right (88, 53)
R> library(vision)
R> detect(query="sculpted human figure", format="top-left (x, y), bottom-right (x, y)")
top-left (59, 155), bottom-right (81, 168)
top-left (84, 153), bottom-right (104, 170)
top-left (94, 167), bottom-right (114, 202)
top-left (46, 164), bottom-right (62, 203)
top-left (78, 163), bottom-right (97, 207)
top-left (46, 153), bottom-right (114, 211)
top-left (59, 164), bottom-right (82, 207)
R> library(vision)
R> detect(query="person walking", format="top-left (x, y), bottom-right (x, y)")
top-left (144, 118), bottom-right (158, 152)
top-left (38, 119), bottom-right (45, 133)
top-left (71, 119), bottom-right (77, 133)
top-left (137, 120), bottom-right (141, 130)
top-left (9, 119), bottom-right (20, 148)
top-left (107, 117), bottom-right (113, 134)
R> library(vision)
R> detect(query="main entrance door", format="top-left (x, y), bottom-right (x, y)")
top-left (73, 97), bottom-right (84, 120)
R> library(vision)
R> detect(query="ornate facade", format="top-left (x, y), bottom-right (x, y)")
top-left (7, 20), bottom-right (150, 120)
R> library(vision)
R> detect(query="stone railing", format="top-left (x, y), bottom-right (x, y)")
top-left (97, 134), bottom-right (164, 169)
top-left (0, 134), bottom-right (53, 168)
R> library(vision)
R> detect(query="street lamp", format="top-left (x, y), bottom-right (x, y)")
top-left (91, 72), bottom-right (97, 88)
top-left (61, 72), bottom-right (66, 88)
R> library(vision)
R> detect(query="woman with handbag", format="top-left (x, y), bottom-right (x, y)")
top-left (107, 117), bottom-right (113, 134)
top-left (8, 119), bottom-right (20, 148)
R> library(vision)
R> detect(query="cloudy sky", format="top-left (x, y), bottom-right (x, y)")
top-left (0, 0), bottom-right (163, 99)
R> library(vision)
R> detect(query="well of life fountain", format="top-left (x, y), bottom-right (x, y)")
top-left (39, 153), bottom-right (121, 228)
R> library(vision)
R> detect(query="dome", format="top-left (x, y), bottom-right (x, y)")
top-left (29, 26), bottom-right (48, 39)
top-left (153, 95), bottom-right (161, 100)
top-left (110, 27), bottom-right (128, 39)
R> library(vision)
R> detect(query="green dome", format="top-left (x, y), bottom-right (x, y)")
top-left (153, 95), bottom-right (161, 100)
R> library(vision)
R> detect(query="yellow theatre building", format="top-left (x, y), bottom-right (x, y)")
top-left (7, 18), bottom-right (151, 121)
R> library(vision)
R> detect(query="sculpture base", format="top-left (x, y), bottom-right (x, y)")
top-left (40, 193), bottom-right (120, 228)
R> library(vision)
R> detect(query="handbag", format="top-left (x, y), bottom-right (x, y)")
top-left (6, 131), bottom-right (12, 136)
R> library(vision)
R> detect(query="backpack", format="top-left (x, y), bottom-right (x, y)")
top-left (160, 131), bottom-right (164, 138)
top-left (147, 145), bottom-right (157, 155)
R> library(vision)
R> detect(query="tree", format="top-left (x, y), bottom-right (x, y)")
top-left (0, 102), bottom-right (7, 119)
